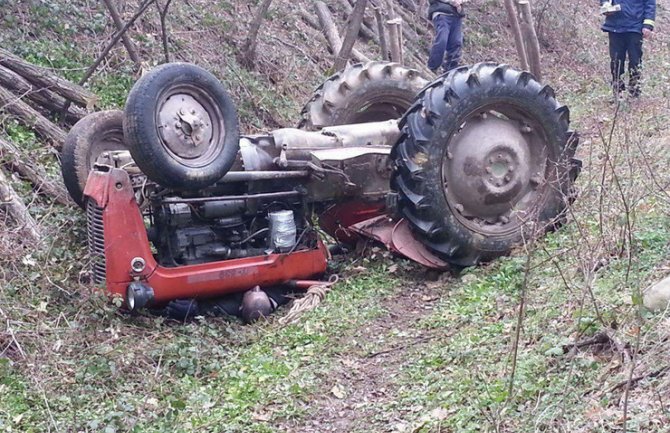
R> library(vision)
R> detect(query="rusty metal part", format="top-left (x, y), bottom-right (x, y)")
top-left (442, 108), bottom-right (548, 236)
top-left (241, 286), bottom-right (274, 323)
top-left (349, 216), bottom-right (450, 270)
top-left (156, 84), bottom-right (224, 167)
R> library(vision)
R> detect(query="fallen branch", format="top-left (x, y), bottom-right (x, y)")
top-left (609, 366), bottom-right (670, 393)
top-left (0, 167), bottom-right (41, 242)
top-left (0, 85), bottom-right (67, 148)
top-left (0, 48), bottom-right (98, 109)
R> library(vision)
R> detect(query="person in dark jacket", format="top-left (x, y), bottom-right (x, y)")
top-left (427, 0), bottom-right (466, 73)
top-left (600, 0), bottom-right (656, 99)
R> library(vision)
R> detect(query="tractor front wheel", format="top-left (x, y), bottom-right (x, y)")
top-left (392, 63), bottom-right (580, 267)
top-left (123, 63), bottom-right (240, 190)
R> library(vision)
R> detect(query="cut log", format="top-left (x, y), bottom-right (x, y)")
top-left (0, 85), bottom-right (67, 149)
top-left (0, 66), bottom-right (86, 123)
top-left (0, 48), bottom-right (98, 109)
top-left (0, 136), bottom-right (71, 206)
top-left (101, 0), bottom-right (142, 68)
top-left (334, 0), bottom-right (369, 71)
top-left (387, 18), bottom-right (403, 63)
top-left (0, 167), bottom-right (41, 242)
top-left (314, 1), bottom-right (370, 64)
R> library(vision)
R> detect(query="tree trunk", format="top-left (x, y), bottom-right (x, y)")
top-left (101, 0), bottom-right (142, 68)
top-left (0, 137), bottom-right (71, 206)
top-left (502, 0), bottom-right (529, 70)
top-left (0, 48), bottom-right (98, 109)
top-left (0, 86), bottom-right (67, 148)
top-left (518, 1), bottom-right (542, 80)
top-left (242, 0), bottom-right (274, 68)
top-left (0, 167), bottom-right (42, 242)
top-left (0, 66), bottom-right (86, 123)
top-left (334, 0), bottom-right (369, 70)
top-left (314, 2), bottom-right (370, 64)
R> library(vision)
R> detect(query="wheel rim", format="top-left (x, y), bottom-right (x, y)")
top-left (155, 84), bottom-right (225, 168)
top-left (87, 126), bottom-right (126, 168)
top-left (441, 104), bottom-right (554, 236)
top-left (345, 94), bottom-right (412, 124)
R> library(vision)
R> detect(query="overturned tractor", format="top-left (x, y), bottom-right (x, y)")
top-left (62, 61), bottom-right (580, 317)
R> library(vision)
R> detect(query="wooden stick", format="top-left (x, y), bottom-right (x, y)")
top-left (503, 0), bottom-right (529, 70)
top-left (0, 167), bottom-right (41, 242)
top-left (0, 137), bottom-right (71, 206)
top-left (101, 0), bottom-right (142, 68)
top-left (334, 0), bottom-right (368, 70)
top-left (0, 48), bottom-right (98, 109)
top-left (0, 86), bottom-right (67, 148)
top-left (517, 0), bottom-right (542, 80)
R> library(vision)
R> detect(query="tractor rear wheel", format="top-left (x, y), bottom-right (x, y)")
top-left (61, 110), bottom-right (127, 208)
top-left (123, 63), bottom-right (240, 190)
top-left (392, 63), bottom-right (580, 267)
top-left (299, 61), bottom-right (428, 129)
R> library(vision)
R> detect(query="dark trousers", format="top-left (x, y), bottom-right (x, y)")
top-left (427, 14), bottom-right (463, 73)
top-left (608, 32), bottom-right (643, 96)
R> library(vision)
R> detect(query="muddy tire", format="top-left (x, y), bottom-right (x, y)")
top-left (61, 110), bottom-right (128, 208)
top-left (299, 61), bottom-right (428, 130)
top-left (392, 63), bottom-right (580, 267)
top-left (123, 63), bottom-right (239, 190)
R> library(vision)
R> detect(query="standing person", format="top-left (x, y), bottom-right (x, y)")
top-left (427, 0), bottom-right (466, 74)
top-left (600, 0), bottom-right (656, 100)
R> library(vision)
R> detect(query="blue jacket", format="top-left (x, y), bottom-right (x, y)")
top-left (600, 0), bottom-right (656, 34)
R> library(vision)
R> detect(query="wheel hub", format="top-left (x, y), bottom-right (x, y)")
top-left (443, 114), bottom-right (545, 229)
top-left (157, 93), bottom-right (214, 159)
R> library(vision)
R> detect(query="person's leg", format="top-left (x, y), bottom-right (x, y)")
top-left (609, 32), bottom-right (627, 94)
top-left (443, 16), bottom-right (463, 72)
top-left (427, 15), bottom-right (450, 72)
top-left (626, 32), bottom-right (643, 97)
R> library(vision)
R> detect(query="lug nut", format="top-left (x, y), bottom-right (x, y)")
top-left (455, 203), bottom-right (464, 213)
top-left (485, 167), bottom-right (492, 174)
top-left (500, 216), bottom-right (510, 224)
top-left (521, 125), bottom-right (532, 133)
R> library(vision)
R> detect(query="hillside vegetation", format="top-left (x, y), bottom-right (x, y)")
top-left (1, 0), bottom-right (670, 432)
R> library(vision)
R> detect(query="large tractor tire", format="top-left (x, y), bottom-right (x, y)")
top-left (299, 61), bottom-right (428, 129)
top-left (61, 110), bottom-right (128, 208)
top-left (392, 63), bottom-right (580, 267)
top-left (123, 63), bottom-right (239, 190)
